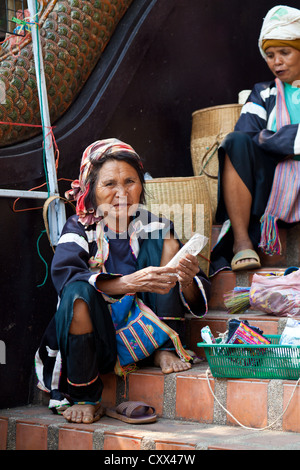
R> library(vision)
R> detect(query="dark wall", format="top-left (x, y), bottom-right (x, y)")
top-left (1, 0), bottom-right (299, 407)
top-left (101, 0), bottom-right (299, 177)
top-left (0, 198), bottom-right (58, 407)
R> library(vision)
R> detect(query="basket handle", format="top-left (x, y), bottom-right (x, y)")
top-left (199, 140), bottom-right (220, 180)
top-left (43, 195), bottom-right (76, 252)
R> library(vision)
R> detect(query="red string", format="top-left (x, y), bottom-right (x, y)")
top-left (12, 181), bottom-right (48, 213)
top-left (0, 120), bottom-right (71, 212)
top-left (12, 178), bottom-right (73, 213)
top-left (0, 121), bottom-right (59, 164)
top-left (0, 120), bottom-right (54, 128)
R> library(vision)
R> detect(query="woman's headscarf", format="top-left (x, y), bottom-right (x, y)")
top-left (259, 5), bottom-right (300, 58)
top-left (66, 138), bottom-right (143, 227)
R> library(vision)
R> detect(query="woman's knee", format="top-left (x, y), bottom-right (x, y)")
top-left (60, 282), bottom-right (95, 335)
top-left (63, 280), bottom-right (95, 299)
top-left (57, 281), bottom-right (108, 336)
top-left (70, 298), bottom-right (93, 335)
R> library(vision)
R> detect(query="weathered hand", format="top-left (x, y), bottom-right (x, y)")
top-left (124, 265), bottom-right (178, 295)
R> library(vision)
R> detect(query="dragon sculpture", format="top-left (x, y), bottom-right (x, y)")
top-left (0, 0), bottom-right (133, 147)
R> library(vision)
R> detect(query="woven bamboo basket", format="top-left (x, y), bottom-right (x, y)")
top-left (191, 104), bottom-right (242, 222)
top-left (145, 176), bottom-right (212, 276)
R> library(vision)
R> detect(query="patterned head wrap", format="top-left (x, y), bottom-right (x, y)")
top-left (66, 138), bottom-right (143, 226)
top-left (259, 5), bottom-right (300, 58)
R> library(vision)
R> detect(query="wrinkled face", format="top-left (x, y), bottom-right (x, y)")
top-left (94, 159), bottom-right (143, 230)
top-left (265, 46), bottom-right (300, 85)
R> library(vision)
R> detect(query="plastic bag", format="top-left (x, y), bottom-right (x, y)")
top-left (280, 318), bottom-right (300, 345)
top-left (250, 269), bottom-right (300, 317)
top-left (279, 319), bottom-right (300, 367)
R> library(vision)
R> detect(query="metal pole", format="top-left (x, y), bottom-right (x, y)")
top-left (27, 0), bottom-right (66, 245)
top-left (0, 189), bottom-right (51, 199)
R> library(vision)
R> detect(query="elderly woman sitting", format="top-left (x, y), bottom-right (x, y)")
top-left (211, 5), bottom-right (300, 275)
top-left (35, 138), bottom-right (210, 424)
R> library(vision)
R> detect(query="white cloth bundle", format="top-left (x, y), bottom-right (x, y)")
top-left (259, 5), bottom-right (300, 58)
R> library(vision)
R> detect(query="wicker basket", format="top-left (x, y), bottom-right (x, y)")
top-left (145, 176), bottom-right (212, 276)
top-left (190, 104), bottom-right (242, 222)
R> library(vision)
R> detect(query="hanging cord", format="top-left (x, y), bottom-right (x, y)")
top-left (205, 367), bottom-right (300, 431)
top-left (36, 230), bottom-right (48, 287)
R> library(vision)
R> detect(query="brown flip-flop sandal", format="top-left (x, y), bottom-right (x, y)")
top-left (231, 249), bottom-right (261, 272)
top-left (106, 401), bottom-right (157, 424)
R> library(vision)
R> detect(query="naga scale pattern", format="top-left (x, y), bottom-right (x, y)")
top-left (0, 0), bottom-right (133, 147)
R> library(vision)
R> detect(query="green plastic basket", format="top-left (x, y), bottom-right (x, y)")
top-left (197, 335), bottom-right (300, 380)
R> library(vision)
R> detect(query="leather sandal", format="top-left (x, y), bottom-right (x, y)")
top-left (106, 401), bottom-right (157, 424)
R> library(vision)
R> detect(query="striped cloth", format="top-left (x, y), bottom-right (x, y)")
top-left (259, 78), bottom-right (300, 255)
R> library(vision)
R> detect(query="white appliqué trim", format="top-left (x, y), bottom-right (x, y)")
top-left (241, 102), bottom-right (267, 121)
top-left (58, 233), bottom-right (89, 253)
top-left (294, 125), bottom-right (300, 155)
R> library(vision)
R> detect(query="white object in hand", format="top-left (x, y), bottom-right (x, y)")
top-left (166, 233), bottom-right (208, 268)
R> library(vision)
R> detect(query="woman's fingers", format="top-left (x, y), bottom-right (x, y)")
top-left (177, 254), bottom-right (199, 288)
top-left (178, 254), bottom-right (199, 274)
top-left (126, 259), bottom-right (199, 295)
top-left (131, 266), bottom-right (177, 294)
top-left (148, 267), bottom-right (178, 292)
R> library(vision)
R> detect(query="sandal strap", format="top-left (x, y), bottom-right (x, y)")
top-left (116, 401), bottom-right (155, 418)
top-left (232, 249), bottom-right (260, 263)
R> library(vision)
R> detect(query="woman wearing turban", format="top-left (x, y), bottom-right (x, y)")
top-left (210, 5), bottom-right (300, 274)
top-left (35, 138), bottom-right (210, 424)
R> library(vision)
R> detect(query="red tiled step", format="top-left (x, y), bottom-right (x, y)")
top-left (2, 403), bottom-right (300, 450)
top-left (13, 352), bottom-right (300, 437)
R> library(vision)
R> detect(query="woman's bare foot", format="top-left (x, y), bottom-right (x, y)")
top-left (62, 403), bottom-right (105, 424)
top-left (153, 350), bottom-right (191, 374)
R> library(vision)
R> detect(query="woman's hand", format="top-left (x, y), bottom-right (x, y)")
top-left (123, 266), bottom-right (178, 295)
top-left (176, 254), bottom-right (200, 288)
top-left (175, 254), bottom-right (201, 307)
top-left (97, 266), bottom-right (178, 296)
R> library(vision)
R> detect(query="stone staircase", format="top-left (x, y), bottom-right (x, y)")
top-left (1, 224), bottom-right (300, 451)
